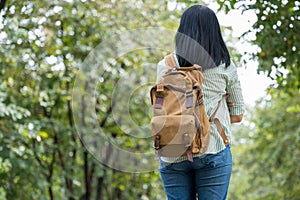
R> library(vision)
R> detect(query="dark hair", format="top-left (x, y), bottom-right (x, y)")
top-left (175, 5), bottom-right (230, 69)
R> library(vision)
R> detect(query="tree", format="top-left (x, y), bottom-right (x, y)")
top-left (219, 0), bottom-right (300, 91)
top-left (244, 90), bottom-right (300, 199)
top-left (217, 1), bottom-right (300, 199)
top-left (0, 0), bottom-right (179, 199)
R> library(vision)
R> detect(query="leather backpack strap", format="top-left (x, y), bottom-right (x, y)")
top-left (179, 64), bottom-right (202, 72)
top-left (214, 118), bottom-right (229, 146)
top-left (209, 100), bottom-right (222, 121)
top-left (165, 54), bottom-right (178, 69)
top-left (209, 100), bottom-right (230, 146)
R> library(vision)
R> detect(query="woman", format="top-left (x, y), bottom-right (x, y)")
top-left (156, 5), bottom-right (245, 200)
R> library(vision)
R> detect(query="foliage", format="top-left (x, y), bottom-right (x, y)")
top-left (220, 0), bottom-right (300, 91)
top-left (247, 89), bottom-right (300, 199)
top-left (247, 0), bottom-right (300, 92)
top-left (1, 0), bottom-right (299, 199)
top-left (218, 1), bottom-right (300, 199)
top-left (0, 0), bottom-right (179, 199)
top-left (229, 90), bottom-right (300, 200)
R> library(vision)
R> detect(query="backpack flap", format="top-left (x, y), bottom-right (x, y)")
top-left (151, 115), bottom-right (197, 157)
top-left (151, 115), bottom-right (196, 145)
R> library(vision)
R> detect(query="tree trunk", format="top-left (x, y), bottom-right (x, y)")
top-left (84, 150), bottom-right (91, 200)
top-left (48, 185), bottom-right (54, 200)
top-left (96, 176), bottom-right (105, 200)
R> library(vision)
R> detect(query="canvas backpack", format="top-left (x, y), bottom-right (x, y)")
top-left (150, 54), bottom-right (229, 161)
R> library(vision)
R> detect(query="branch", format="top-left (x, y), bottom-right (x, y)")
top-left (99, 100), bottom-right (115, 128)
top-left (51, 121), bottom-right (75, 199)
top-left (83, 150), bottom-right (91, 200)
top-left (32, 139), bottom-right (47, 170)
top-left (88, 162), bottom-right (96, 186)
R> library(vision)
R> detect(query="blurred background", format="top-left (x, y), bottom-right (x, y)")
top-left (0, 0), bottom-right (299, 199)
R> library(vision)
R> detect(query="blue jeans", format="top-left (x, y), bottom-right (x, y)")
top-left (159, 146), bottom-right (232, 200)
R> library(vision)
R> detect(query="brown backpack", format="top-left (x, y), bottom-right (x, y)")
top-left (150, 54), bottom-right (228, 161)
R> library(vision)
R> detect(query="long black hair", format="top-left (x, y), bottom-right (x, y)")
top-left (175, 5), bottom-right (230, 69)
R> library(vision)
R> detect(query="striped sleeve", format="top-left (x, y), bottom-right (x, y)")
top-left (156, 59), bottom-right (167, 82)
top-left (226, 64), bottom-right (245, 115)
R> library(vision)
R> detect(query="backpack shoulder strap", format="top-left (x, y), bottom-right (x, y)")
top-left (209, 99), bottom-right (230, 146)
top-left (165, 54), bottom-right (178, 69)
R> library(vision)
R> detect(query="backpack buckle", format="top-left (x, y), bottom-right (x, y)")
top-left (153, 135), bottom-right (160, 150)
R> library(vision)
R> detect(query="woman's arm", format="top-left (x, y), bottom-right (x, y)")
top-left (225, 63), bottom-right (245, 121)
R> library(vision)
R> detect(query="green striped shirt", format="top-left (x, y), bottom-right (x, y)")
top-left (156, 53), bottom-right (245, 162)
